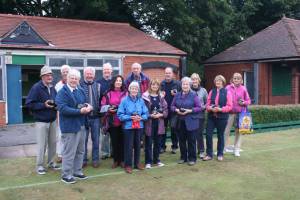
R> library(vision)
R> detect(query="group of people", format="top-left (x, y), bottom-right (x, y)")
top-left (26, 61), bottom-right (250, 184)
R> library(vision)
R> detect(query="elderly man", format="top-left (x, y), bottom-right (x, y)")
top-left (55, 64), bottom-right (71, 163)
top-left (160, 67), bottom-right (181, 154)
top-left (125, 62), bottom-right (150, 94)
top-left (97, 63), bottom-right (113, 159)
top-left (26, 65), bottom-right (60, 175)
top-left (81, 67), bottom-right (102, 168)
top-left (56, 69), bottom-right (93, 184)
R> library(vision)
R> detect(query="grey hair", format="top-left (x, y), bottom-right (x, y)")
top-left (60, 65), bottom-right (71, 73)
top-left (67, 69), bottom-right (81, 80)
top-left (131, 62), bottom-right (142, 69)
top-left (128, 81), bottom-right (140, 91)
top-left (103, 62), bottom-right (113, 70)
top-left (181, 76), bottom-right (192, 85)
top-left (84, 66), bottom-right (96, 75)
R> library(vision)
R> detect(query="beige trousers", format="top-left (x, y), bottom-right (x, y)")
top-left (224, 114), bottom-right (242, 151)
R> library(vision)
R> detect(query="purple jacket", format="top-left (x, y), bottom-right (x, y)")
top-left (226, 84), bottom-right (251, 113)
top-left (142, 91), bottom-right (168, 136)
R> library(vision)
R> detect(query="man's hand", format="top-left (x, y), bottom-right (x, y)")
top-left (44, 100), bottom-right (54, 108)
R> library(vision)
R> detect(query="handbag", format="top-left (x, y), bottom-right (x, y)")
top-left (238, 108), bottom-right (254, 134)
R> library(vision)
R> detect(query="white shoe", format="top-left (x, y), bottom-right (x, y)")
top-left (234, 150), bottom-right (240, 157)
top-left (157, 162), bottom-right (165, 167)
top-left (224, 146), bottom-right (234, 153)
top-left (145, 164), bottom-right (152, 169)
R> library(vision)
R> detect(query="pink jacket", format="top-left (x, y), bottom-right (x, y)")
top-left (226, 84), bottom-right (251, 113)
top-left (206, 88), bottom-right (233, 113)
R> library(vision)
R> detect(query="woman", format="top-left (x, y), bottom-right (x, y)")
top-left (117, 81), bottom-right (149, 174)
top-left (142, 79), bottom-right (168, 169)
top-left (204, 75), bottom-right (233, 161)
top-left (190, 73), bottom-right (208, 159)
top-left (224, 73), bottom-right (251, 157)
top-left (171, 77), bottom-right (202, 166)
top-left (101, 75), bottom-right (127, 168)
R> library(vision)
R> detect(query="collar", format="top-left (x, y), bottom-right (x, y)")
top-left (67, 84), bottom-right (77, 92)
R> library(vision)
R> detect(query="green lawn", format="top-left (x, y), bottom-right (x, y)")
top-left (1, 129), bottom-right (300, 200)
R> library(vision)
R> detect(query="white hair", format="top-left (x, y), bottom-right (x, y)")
top-left (181, 76), bottom-right (192, 85)
top-left (103, 62), bottom-right (113, 70)
top-left (84, 66), bottom-right (96, 75)
top-left (67, 69), bottom-right (81, 80)
top-left (131, 62), bottom-right (141, 69)
top-left (60, 65), bottom-right (71, 73)
top-left (128, 81), bottom-right (140, 91)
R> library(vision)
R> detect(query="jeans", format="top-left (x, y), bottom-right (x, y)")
top-left (177, 120), bottom-right (197, 162)
top-left (123, 128), bottom-right (142, 168)
top-left (206, 116), bottom-right (228, 157)
top-left (145, 120), bottom-right (161, 164)
top-left (84, 117), bottom-right (100, 163)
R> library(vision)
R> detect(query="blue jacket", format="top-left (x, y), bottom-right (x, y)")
top-left (55, 85), bottom-right (87, 133)
top-left (117, 95), bottom-right (149, 130)
top-left (25, 80), bottom-right (57, 122)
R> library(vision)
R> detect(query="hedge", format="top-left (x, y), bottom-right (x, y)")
top-left (249, 104), bottom-right (300, 124)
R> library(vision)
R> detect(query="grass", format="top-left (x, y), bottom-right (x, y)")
top-left (0, 128), bottom-right (300, 200)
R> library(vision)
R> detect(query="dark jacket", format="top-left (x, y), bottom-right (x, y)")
top-left (125, 72), bottom-right (150, 94)
top-left (160, 79), bottom-right (181, 110)
top-left (80, 80), bottom-right (101, 117)
top-left (97, 78), bottom-right (112, 98)
top-left (25, 80), bottom-right (57, 122)
top-left (55, 85), bottom-right (87, 133)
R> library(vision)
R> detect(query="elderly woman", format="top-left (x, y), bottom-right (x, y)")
top-left (56, 69), bottom-right (93, 184)
top-left (224, 73), bottom-right (251, 157)
top-left (142, 79), bottom-right (168, 169)
top-left (204, 75), bottom-right (233, 161)
top-left (190, 73), bottom-right (208, 159)
top-left (117, 81), bottom-right (149, 174)
top-left (171, 77), bottom-right (202, 166)
top-left (101, 75), bottom-right (127, 168)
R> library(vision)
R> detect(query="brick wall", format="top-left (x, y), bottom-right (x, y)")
top-left (0, 101), bottom-right (6, 127)
top-left (123, 56), bottom-right (180, 81)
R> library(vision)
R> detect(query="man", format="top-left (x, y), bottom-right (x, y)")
top-left (56, 69), bottom-right (93, 184)
top-left (125, 62), bottom-right (150, 95)
top-left (160, 67), bottom-right (181, 154)
top-left (81, 67), bottom-right (102, 168)
top-left (97, 63), bottom-right (113, 159)
top-left (26, 65), bottom-right (60, 175)
top-left (55, 64), bottom-right (71, 163)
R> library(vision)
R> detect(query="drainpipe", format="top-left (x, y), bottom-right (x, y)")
top-left (254, 63), bottom-right (259, 104)
top-left (180, 56), bottom-right (187, 79)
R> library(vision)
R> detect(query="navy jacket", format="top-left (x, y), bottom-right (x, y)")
top-left (80, 80), bottom-right (101, 116)
top-left (25, 80), bottom-right (57, 122)
top-left (55, 85), bottom-right (87, 133)
top-left (160, 79), bottom-right (181, 109)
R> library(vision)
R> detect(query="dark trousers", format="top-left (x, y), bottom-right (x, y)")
top-left (177, 120), bottom-right (197, 162)
top-left (109, 126), bottom-right (124, 163)
top-left (123, 128), bottom-right (142, 168)
top-left (84, 117), bottom-right (100, 163)
top-left (145, 120), bottom-right (162, 164)
top-left (206, 117), bottom-right (228, 157)
top-left (196, 118), bottom-right (205, 154)
top-left (161, 117), bottom-right (178, 150)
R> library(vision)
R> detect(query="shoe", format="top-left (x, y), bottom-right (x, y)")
top-left (112, 162), bottom-right (119, 169)
top-left (82, 162), bottom-right (87, 168)
top-left (134, 163), bottom-right (144, 170)
top-left (73, 174), bottom-right (88, 180)
top-left (199, 153), bottom-right (205, 159)
top-left (203, 156), bottom-right (212, 161)
top-left (92, 162), bottom-right (99, 168)
top-left (177, 160), bottom-right (186, 164)
top-left (157, 162), bottom-right (165, 167)
top-left (159, 149), bottom-right (166, 154)
top-left (234, 150), bottom-right (240, 157)
top-left (171, 148), bottom-right (177, 154)
top-left (217, 156), bottom-right (224, 161)
top-left (101, 155), bottom-right (109, 160)
top-left (120, 162), bottom-right (125, 168)
top-left (61, 177), bottom-right (76, 184)
top-left (188, 161), bottom-right (196, 166)
top-left (224, 146), bottom-right (234, 153)
top-left (125, 166), bottom-right (132, 174)
top-left (56, 157), bottom-right (62, 163)
top-left (48, 163), bottom-right (61, 170)
top-left (37, 166), bottom-right (46, 175)
top-left (145, 164), bottom-right (152, 169)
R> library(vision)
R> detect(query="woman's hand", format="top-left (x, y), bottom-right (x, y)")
top-left (151, 113), bottom-right (163, 119)
top-left (212, 107), bottom-right (222, 113)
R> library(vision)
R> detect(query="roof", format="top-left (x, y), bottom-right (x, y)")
top-left (0, 14), bottom-right (186, 56)
top-left (205, 17), bottom-right (300, 64)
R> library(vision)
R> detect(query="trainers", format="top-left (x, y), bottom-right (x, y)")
top-left (224, 146), bottom-right (234, 153)
top-left (157, 162), bottom-right (165, 167)
top-left (171, 148), bottom-right (177, 154)
top-left (234, 150), bottom-right (240, 157)
top-left (188, 161), bottom-right (196, 166)
top-left (37, 166), bottom-right (46, 175)
top-left (217, 156), bottom-right (224, 161)
top-left (145, 164), bottom-right (152, 169)
top-left (177, 160), bottom-right (186, 164)
top-left (61, 177), bottom-right (76, 184)
top-left (199, 153), bottom-right (205, 159)
top-left (48, 163), bottom-right (61, 170)
top-left (73, 174), bottom-right (88, 180)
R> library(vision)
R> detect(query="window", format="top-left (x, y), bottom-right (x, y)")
top-left (272, 64), bottom-right (292, 96)
top-left (244, 71), bottom-right (254, 103)
top-left (87, 59), bottom-right (103, 67)
top-left (49, 58), bottom-right (67, 67)
top-left (68, 58), bottom-right (84, 67)
top-left (104, 59), bottom-right (119, 68)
